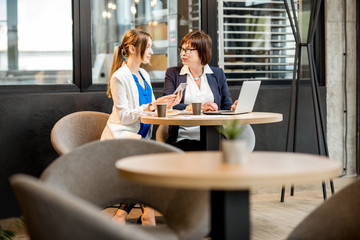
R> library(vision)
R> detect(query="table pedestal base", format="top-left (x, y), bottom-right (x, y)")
top-left (200, 126), bottom-right (221, 150)
top-left (211, 190), bottom-right (250, 240)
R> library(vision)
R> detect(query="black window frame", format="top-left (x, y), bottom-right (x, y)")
top-left (0, 0), bottom-right (324, 94)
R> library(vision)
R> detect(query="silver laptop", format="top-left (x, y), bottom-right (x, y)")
top-left (204, 81), bottom-right (261, 115)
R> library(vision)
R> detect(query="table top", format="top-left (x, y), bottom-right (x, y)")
top-left (140, 112), bottom-right (283, 126)
top-left (116, 151), bottom-right (340, 190)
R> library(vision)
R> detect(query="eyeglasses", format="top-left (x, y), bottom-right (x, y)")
top-left (179, 48), bottom-right (197, 54)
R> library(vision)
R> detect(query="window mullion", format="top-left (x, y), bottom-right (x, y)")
top-left (78, 0), bottom-right (92, 91)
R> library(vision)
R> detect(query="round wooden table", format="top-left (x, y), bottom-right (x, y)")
top-left (141, 112), bottom-right (283, 150)
top-left (141, 111), bottom-right (283, 126)
top-left (117, 151), bottom-right (340, 240)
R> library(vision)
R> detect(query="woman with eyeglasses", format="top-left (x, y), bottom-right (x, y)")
top-left (159, 30), bottom-right (255, 151)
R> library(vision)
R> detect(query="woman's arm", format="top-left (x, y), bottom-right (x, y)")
top-left (163, 68), bottom-right (177, 95)
top-left (163, 68), bottom-right (187, 110)
top-left (218, 68), bottom-right (233, 110)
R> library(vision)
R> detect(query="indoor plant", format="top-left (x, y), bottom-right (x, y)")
top-left (0, 224), bottom-right (15, 240)
top-left (218, 120), bottom-right (248, 164)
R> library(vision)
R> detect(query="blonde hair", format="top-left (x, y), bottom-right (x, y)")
top-left (107, 29), bottom-right (151, 97)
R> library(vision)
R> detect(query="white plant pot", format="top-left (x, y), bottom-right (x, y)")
top-left (221, 140), bottom-right (248, 164)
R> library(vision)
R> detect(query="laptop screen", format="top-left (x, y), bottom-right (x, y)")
top-left (234, 81), bottom-right (261, 113)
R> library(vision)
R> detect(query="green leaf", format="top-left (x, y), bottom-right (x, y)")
top-left (0, 224), bottom-right (16, 240)
top-left (217, 119), bottom-right (245, 140)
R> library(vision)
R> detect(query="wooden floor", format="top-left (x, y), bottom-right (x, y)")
top-left (250, 176), bottom-right (356, 240)
top-left (1, 176), bottom-right (356, 240)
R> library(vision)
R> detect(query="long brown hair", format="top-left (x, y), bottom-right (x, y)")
top-left (107, 29), bottom-right (151, 97)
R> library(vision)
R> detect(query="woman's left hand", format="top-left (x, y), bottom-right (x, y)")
top-left (202, 102), bottom-right (218, 112)
top-left (231, 100), bottom-right (238, 111)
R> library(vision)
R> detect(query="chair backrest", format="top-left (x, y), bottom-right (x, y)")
top-left (41, 139), bottom-right (210, 240)
top-left (11, 174), bottom-right (159, 240)
top-left (51, 111), bottom-right (109, 155)
top-left (287, 179), bottom-right (360, 240)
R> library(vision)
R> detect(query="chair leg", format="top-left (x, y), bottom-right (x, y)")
top-left (330, 179), bottom-right (335, 195)
top-left (322, 181), bottom-right (327, 200)
top-left (281, 185), bottom-right (285, 202)
top-left (282, 180), bottom-right (332, 202)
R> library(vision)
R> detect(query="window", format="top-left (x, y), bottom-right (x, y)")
top-left (90, 0), bottom-right (201, 84)
top-left (0, 0), bottom-right (73, 85)
top-left (218, 0), bottom-right (319, 83)
top-left (0, 0), bottom-right (203, 91)
top-left (0, 0), bottom-right (7, 75)
top-left (0, 0), bottom-right (323, 92)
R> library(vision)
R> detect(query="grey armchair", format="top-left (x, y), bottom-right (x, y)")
top-left (11, 174), bottom-right (169, 240)
top-left (287, 179), bottom-right (360, 240)
top-left (50, 111), bottom-right (109, 155)
top-left (41, 139), bottom-right (210, 240)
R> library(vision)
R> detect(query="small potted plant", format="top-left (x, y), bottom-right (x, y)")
top-left (0, 224), bottom-right (16, 240)
top-left (218, 120), bottom-right (248, 164)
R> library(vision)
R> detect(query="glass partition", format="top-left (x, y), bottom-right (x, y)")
top-left (218, 0), bottom-right (319, 83)
top-left (218, 0), bottom-right (296, 82)
top-left (91, 0), bottom-right (200, 84)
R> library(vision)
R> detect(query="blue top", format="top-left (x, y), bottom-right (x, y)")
top-left (133, 72), bottom-right (152, 138)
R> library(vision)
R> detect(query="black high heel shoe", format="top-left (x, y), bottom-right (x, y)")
top-left (137, 216), bottom-right (142, 224)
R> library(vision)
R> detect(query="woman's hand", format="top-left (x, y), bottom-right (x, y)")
top-left (173, 90), bottom-right (183, 106)
top-left (231, 100), bottom-right (238, 111)
top-left (185, 104), bottom-right (192, 112)
top-left (155, 94), bottom-right (178, 110)
top-left (202, 102), bottom-right (218, 112)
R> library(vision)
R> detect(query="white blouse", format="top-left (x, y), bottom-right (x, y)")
top-left (177, 64), bottom-right (214, 142)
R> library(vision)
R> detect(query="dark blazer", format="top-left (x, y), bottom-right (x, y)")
top-left (163, 66), bottom-right (233, 110)
top-left (162, 66), bottom-right (233, 144)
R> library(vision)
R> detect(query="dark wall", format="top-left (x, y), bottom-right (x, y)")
top-left (0, 92), bottom-right (112, 217)
top-left (0, 85), bottom-right (325, 218)
top-left (247, 85), bottom-right (326, 153)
